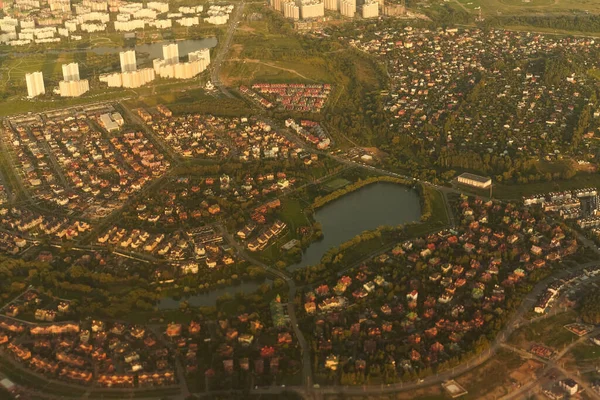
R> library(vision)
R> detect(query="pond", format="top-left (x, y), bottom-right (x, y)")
top-left (158, 279), bottom-right (267, 310)
top-left (287, 182), bottom-right (422, 272)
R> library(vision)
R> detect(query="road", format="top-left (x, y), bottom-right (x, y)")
top-left (215, 225), bottom-right (313, 389)
top-left (210, 1), bottom-right (245, 98)
top-left (292, 260), bottom-right (599, 398)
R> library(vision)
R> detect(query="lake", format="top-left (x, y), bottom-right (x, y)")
top-left (8, 38), bottom-right (218, 60)
top-left (287, 182), bottom-right (421, 272)
top-left (157, 182), bottom-right (420, 308)
top-left (158, 279), bottom-right (267, 310)
top-left (89, 38), bottom-right (218, 59)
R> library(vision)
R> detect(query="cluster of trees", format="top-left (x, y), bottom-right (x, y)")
top-left (579, 290), bottom-right (600, 324)
top-left (311, 176), bottom-right (413, 210)
top-left (483, 15), bottom-right (600, 33)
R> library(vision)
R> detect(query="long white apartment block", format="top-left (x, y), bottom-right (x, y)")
top-left (153, 45), bottom-right (211, 80)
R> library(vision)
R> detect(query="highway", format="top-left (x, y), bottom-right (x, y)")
top-left (210, 1), bottom-right (245, 98)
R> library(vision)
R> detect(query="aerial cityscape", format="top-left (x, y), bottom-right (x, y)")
top-left (2, 0), bottom-right (600, 399)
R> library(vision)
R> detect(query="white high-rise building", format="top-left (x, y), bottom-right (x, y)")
top-left (59, 79), bottom-right (89, 97)
top-left (59, 62), bottom-right (88, 97)
top-left (283, 2), bottom-right (299, 19)
top-left (340, 0), bottom-right (355, 17)
top-left (299, 1), bottom-right (324, 19)
top-left (62, 62), bottom-right (80, 81)
top-left (162, 43), bottom-right (179, 65)
top-left (25, 71), bottom-right (45, 98)
top-left (361, 0), bottom-right (378, 17)
top-left (324, 0), bottom-right (338, 10)
top-left (188, 48), bottom-right (210, 64)
top-left (119, 50), bottom-right (136, 72)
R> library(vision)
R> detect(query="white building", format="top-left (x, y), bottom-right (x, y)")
top-left (147, 1), bottom-right (169, 13)
top-left (283, 2), bottom-right (300, 19)
top-left (62, 62), bottom-right (80, 81)
top-left (80, 22), bottom-right (106, 32)
top-left (122, 68), bottom-right (155, 88)
top-left (59, 79), bottom-right (89, 97)
top-left (59, 63), bottom-right (89, 97)
top-left (361, 0), bottom-right (378, 18)
top-left (114, 19), bottom-right (145, 31)
top-left (457, 173), bottom-right (492, 189)
top-left (64, 20), bottom-right (78, 31)
top-left (324, 0), bottom-right (338, 10)
top-left (299, 1), bottom-right (324, 19)
top-left (340, 0), bottom-right (356, 17)
top-left (25, 71), bottom-right (45, 98)
top-left (48, 0), bottom-right (71, 13)
top-left (82, 0), bottom-right (107, 11)
top-left (204, 15), bottom-right (229, 24)
top-left (189, 48), bottom-right (210, 64)
top-left (270, 0), bottom-right (284, 12)
top-left (176, 16), bottom-right (199, 26)
top-left (148, 19), bottom-right (172, 29)
top-left (120, 50), bottom-right (136, 72)
top-left (153, 47), bottom-right (210, 80)
top-left (162, 43), bottom-right (179, 65)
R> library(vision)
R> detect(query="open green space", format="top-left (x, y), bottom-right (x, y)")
top-left (322, 178), bottom-right (351, 192)
top-left (494, 172), bottom-right (600, 200)
top-left (451, 0), bottom-right (600, 16)
top-left (569, 342), bottom-right (600, 364)
top-left (509, 311), bottom-right (578, 350)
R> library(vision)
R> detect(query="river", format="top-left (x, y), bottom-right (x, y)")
top-left (287, 182), bottom-right (421, 272)
top-left (158, 280), bottom-right (267, 310)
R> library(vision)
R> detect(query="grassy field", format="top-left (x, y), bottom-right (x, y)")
top-left (219, 4), bottom-right (336, 86)
top-left (509, 311), bottom-right (578, 350)
top-left (494, 172), bottom-right (600, 200)
top-left (569, 342), bottom-right (600, 364)
top-left (453, 0), bottom-right (600, 16)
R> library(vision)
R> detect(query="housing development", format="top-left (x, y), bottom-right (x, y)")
top-left (4, 0), bottom-right (600, 399)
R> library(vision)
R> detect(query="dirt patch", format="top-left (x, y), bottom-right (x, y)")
top-left (509, 359), bottom-right (544, 386)
top-left (230, 43), bottom-right (244, 59)
top-left (237, 25), bottom-right (256, 33)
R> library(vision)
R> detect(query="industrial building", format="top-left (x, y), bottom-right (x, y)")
top-left (25, 71), bottom-right (45, 98)
top-left (457, 173), bottom-right (492, 189)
